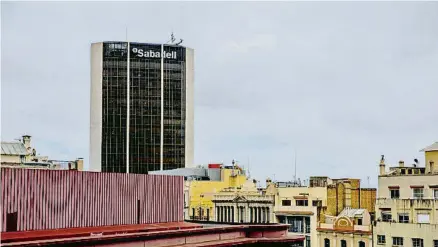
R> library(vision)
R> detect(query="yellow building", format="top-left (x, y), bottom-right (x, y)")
top-left (373, 142), bottom-right (438, 247)
top-left (317, 208), bottom-right (371, 247)
top-left (189, 164), bottom-right (247, 221)
top-left (267, 176), bottom-right (376, 247)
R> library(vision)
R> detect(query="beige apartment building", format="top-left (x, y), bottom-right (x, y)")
top-left (374, 142), bottom-right (438, 247)
top-left (317, 208), bottom-right (372, 247)
top-left (265, 177), bottom-right (376, 247)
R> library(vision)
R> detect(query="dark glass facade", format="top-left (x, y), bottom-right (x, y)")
top-left (100, 42), bottom-right (187, 174)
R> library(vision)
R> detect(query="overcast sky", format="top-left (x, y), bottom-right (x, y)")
top-left (2, 2), bottom-right (438, 187)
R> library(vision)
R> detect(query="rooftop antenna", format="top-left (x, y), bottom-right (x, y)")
top-left (294, 148), bottom-right (297, 183)
top-left (367, 176), bottom-right (370, 188)
top-left (247, 157), bottom-right (251, 178)
top-left (167, 31), bottom-right (183, 45)
top-left (170, 32), bottom-right (176, 44)
top-left (176, 38), bottom-right (184, 45)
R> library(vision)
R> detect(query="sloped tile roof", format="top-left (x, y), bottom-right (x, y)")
top-left (1, 142), bottom-right (28, 155)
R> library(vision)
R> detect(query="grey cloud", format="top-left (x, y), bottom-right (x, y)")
top-left (2, 2), bottom-right (438, 188)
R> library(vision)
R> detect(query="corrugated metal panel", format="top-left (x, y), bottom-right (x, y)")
top-left (1, 142), bottom-right (28, 155)
top-left (0, 168), bottom-right (183, 232)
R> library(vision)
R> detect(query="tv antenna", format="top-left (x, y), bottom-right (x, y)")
top-left (168, 32), bottom-right (183, 45)
top-left (294, 148), bottom-right (297, 182)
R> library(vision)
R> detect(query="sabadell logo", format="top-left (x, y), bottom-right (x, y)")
top-left (132, 47), bottom-right (177, 59)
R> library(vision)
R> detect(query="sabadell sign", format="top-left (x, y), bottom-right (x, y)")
top-left (131, 47), bottom-right (177, 59)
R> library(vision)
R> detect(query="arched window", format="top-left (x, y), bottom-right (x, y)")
top-left (341, 240), bottom-right (347, 247)
top-left (359, 241), bottom-right (365, 247)
top-left (324, 238), bottom-right (330, 247)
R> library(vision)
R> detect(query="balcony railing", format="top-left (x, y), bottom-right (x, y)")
top-left (189, 216), bottom-right (210, 221)
top-left (376, 198), bottom-right (438, 209)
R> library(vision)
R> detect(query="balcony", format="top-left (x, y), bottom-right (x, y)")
top-left (274, 205), bottom-right (316, 216)
top-left (374, 221), bottom-right (438, 239)
top-left (376, 198), bottom-right (438, 210)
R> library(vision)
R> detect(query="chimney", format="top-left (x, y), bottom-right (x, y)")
top-left (399, 160), bottom-right (404, 167)
top-left (76, 158), bottom-right (84, 171)
top-left (22, 135), bottom-right (32, 151)
top-left (379, 155), bottom-right (386, 175)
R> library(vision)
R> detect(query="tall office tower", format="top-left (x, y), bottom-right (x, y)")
top-left (90, 42), bottom-right (194, 173)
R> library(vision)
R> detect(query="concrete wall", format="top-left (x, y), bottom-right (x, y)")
top-left (425, 150), bottom-right (438, 172)
top-left (89, 42), bottom-right (103, 172)
top-left (0, 155), bottom-right (22, 165)
top-left (378, 174), bottom-right (438, 199)
top-left (318, 231), bottom-right (371, 247)
top-left (184, 48), bottom-right (194, 169)
top-left (373, 221), bottom-right (438, 247)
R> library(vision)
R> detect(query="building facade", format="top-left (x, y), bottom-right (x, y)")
top-left (1, 135), bottom-right (83, 170)
top-left (373, 143), bottom-right (438, 247)
top-left (212, 179), bottom-right (275, 224)
top-left (266, 176), bottom-right (376, 247)
top-left (90, 42), bottom-right (194, 173)
top-left (317, 208), bottom-right (372, 247)
top-left (150, 162), bottom-right (248, 221)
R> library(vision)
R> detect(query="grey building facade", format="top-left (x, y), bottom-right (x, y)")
top-left (90, 42), bottom-right (194, 173)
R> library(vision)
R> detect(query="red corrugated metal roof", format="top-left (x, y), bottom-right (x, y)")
top-left (1, 223), bottom-right (305, 247)
top-left (1, 222), bottom-right (201, 243)
top-left (1, 168), bottom-right (184, 232)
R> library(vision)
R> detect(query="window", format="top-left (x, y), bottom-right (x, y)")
top-left (377, 235), bottom-right (386, 245)
top-left (393, 237), bottom-right (403, 246)
top-left (324, 238), bottom-right (330, 247)
top-left (412, 188), bottom-right (424, 199)
top-left (398, 213), bottom-right (409, 223)
top-left (390, 189), bottom-right (400, 199)
top-left (381, 211), bottom-right (392, 222)
top-left (434, 189), bottom-right (438, 199)
top-left (340, 240), bottom-right (347, 247)
top-left (412, 238), bottom-right (424, 247)
top-left (357, 218), bottom-right (363, 225)
top-left (296, 200), bottom-right (308, 206)
top-left (312, 200), bottom-right (322, 206)
top-left (282, 200), bottom-right (291, 206)
top-left (417, 213), bottom-right (430, 224)
top-left (434, 240), bottom-right (438, 247)
top-left (358, 241), bottom-right (365, 247)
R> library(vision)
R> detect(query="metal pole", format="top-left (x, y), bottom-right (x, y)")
top-left (126, 42), bottom-right (130, 174)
